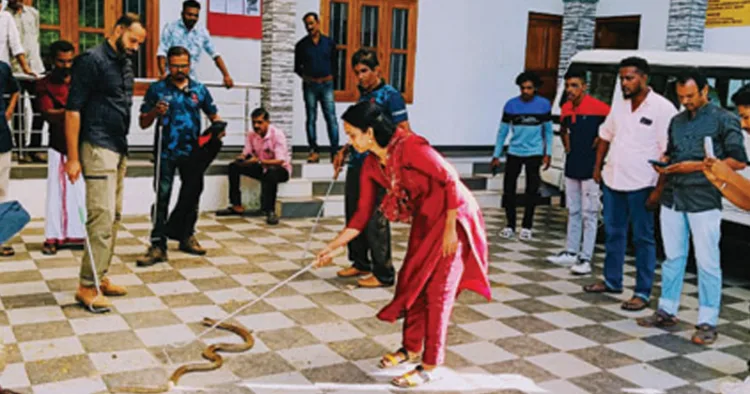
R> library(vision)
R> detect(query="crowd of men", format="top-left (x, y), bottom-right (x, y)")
top-left (492, 57), bottom-right (748, 347)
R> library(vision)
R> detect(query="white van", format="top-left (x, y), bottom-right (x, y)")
top-left (545, 49), bottom-right (750, 226)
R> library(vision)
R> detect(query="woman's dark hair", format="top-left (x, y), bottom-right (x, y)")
top-left (341, 101), bottom-right (395, 148)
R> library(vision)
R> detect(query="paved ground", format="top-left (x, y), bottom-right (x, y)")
top-left (0, 206), bottom-right (749, 393)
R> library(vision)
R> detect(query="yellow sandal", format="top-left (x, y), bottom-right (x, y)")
top-left (391, 365), bottom-right (433, 388)
top-left (379, 347), bottom-right (417, 369)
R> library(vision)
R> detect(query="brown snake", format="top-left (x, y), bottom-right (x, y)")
top-left (113, 317), bottom-right (254, 393)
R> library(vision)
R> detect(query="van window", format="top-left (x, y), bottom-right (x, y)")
top-left (587, 70), bottom-right (617, 105)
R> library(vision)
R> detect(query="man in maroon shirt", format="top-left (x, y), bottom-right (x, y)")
top-left (37, 40), bottom-right (84, 256)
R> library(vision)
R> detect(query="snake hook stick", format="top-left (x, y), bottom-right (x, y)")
top-left (115, 178), bottom-right (341, 393)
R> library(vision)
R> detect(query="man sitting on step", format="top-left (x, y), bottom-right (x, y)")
top-left (216, 108), bottom-right (291, 225)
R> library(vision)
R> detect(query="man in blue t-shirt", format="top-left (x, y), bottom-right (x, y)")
top-left (332, 48), bottom-right (410, 288)
top-left (491, 71), bottom-right (553, 241)
top-left (137, 46), bottom-right (222, 266)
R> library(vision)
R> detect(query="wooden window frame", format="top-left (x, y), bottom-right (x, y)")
top-left (320, 0), bottom-right (417, 103)
top-left (26, 0), bottom-right (159, 94)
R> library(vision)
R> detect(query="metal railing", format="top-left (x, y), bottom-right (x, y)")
top-left (8, 74), bottom-right (264, 156)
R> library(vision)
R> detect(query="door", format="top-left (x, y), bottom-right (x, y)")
top-left (524, 12), bottom-right (562, 102)
top-left (595, 16), bottom-right (641, 50)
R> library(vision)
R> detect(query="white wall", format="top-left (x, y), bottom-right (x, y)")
top-left (704, 27), bottom-right (750, 55)
top-left (293, 0), bottom-right (563, 148)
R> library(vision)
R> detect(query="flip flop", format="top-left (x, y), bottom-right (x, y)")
top-left (621, 296), bottom-right (649, 311)
top-left (379, 347), bottom-right (417, 369)
top-left (582, 281), bottom-right (623, 294)
top-left (391, 365), bottom-right (433, 388)
top-left (1, 246), bottom-right (14, 257)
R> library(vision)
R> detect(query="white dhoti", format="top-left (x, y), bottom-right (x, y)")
top-left (45, 148), bottom-right (86, 245)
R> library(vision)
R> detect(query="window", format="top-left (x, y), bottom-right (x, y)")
top-left (321, 0), bottom-right (417, 103)
top-left (30, 0), bottom-right (159, 78)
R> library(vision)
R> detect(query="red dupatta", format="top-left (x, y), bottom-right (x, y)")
top-left (379, 128), bottom-right (414, 224)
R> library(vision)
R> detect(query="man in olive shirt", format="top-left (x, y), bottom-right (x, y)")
top-left (638, 70), bottom-right (747, 345)
top-left (64, 13), bottom-right (147, 310)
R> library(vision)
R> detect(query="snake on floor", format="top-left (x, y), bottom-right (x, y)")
top-left (113, 317), bottom-right (255, 393)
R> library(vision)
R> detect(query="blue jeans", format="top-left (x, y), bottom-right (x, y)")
top-left (0, 201), bottom-right (30, 244)
top-left (658, 206), bottom-right (722, 326)
top-left (602, 184), bottom-right (656, 301)
top-left (303, 81), bottom-right (339, 154)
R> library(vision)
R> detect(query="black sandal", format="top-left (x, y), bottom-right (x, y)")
top-left (621, 296), bottom-right (649, 311)
top-left (42, 242), bottom-right (57, 256)
top-left (1, 246), bottom-right (14, 257)
top-left (582, 281), bottom-right (623, 294)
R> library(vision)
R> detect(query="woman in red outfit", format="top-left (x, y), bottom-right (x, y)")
top-left (315, 101), bottom-right (491, 388)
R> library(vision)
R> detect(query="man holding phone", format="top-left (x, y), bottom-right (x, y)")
top-left (637, 70), bottom-right (747, 345)
top-left (216, 108), bottom-right (290, 225)
top-left (136, 45), bottom-right (222, 266)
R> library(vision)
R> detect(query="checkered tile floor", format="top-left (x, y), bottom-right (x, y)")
top-left (1, 206), bottom-right (749, 393)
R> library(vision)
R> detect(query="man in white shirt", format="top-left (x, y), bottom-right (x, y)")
top-left (582, 57), bottom-right (678, 312)
top-left (6, 0), bottom-right (45, 164)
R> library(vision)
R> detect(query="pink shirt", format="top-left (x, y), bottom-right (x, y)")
top-left (242, 124), bottom-right (292, 174)
top-left (599, 90), bottom-right (677, 192)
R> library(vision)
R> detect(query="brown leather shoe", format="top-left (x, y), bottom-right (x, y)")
top-left (337, 266), bottom-right (368, 278)
top-left (179, 235), bottom-right (206, 256)
top-left (136, 246), bottom-right (167, 267)
top-left (358, 274), bottom-right (386, 288)
top-left (75, 285), bottom-right (112, 309)
top-left (307, 151), bottom-right (320, 163)
top-left (99, 277), bottom-right (127, 297)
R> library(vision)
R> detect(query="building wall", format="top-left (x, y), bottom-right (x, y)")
top-left (704, 27), bottom-right (750, 55)
top-left (293, 0), bottom-right (564, 148)
top-left (596, 0), bottom-right (671, 50)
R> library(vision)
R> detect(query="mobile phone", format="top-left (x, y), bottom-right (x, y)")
top-left (704, 136), bottom-right (715, 159)
top-left (648, 159), bottom-right (669, 168)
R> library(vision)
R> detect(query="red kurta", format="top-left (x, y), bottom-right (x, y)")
top-left (348, 133), bottom-right (492, 323)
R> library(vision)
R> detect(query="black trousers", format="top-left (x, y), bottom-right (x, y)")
top-left (228, 162), bottom-right (289, 212)
top-left (503, 154), bottom-right (543, 230)
top-left (149, 138), bottom-right (222, 247)
top-left (345, 161), bottom-right (394, 285)
top-left (13, 80), bottom-right (44, 151)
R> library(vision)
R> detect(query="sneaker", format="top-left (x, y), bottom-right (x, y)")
top-left (547, 251), bottom-right (578, 266)
top-left (570, 259), bottom-right (592, 275)
top-left (307, 151), bottom-right (320, 163)
top-left (136, 246), bottom-right (168, 267)
top-left (499, 227), bottom-right (515, 239)
top-left (519, 228), bottom-right (533, 241)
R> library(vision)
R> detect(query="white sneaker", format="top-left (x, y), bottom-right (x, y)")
top-left (519, 228), bottom-right (533, 241)
top-left (547, 251), bottom-right (578, 266)
top-left (570, 259), bottom-right (592, 275)
top-left (719, 377), bottom-right (750, 394)
top-left (499, 227), bottom-right (515, 239)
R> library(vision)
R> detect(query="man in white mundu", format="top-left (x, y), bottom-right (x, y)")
top-left (38, 40), bottom-right (85, 255)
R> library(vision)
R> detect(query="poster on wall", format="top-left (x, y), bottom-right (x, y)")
top-left (706, 0), bottom-right (750, 28)
top-left (207, 0), bottom-right (262, 39)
